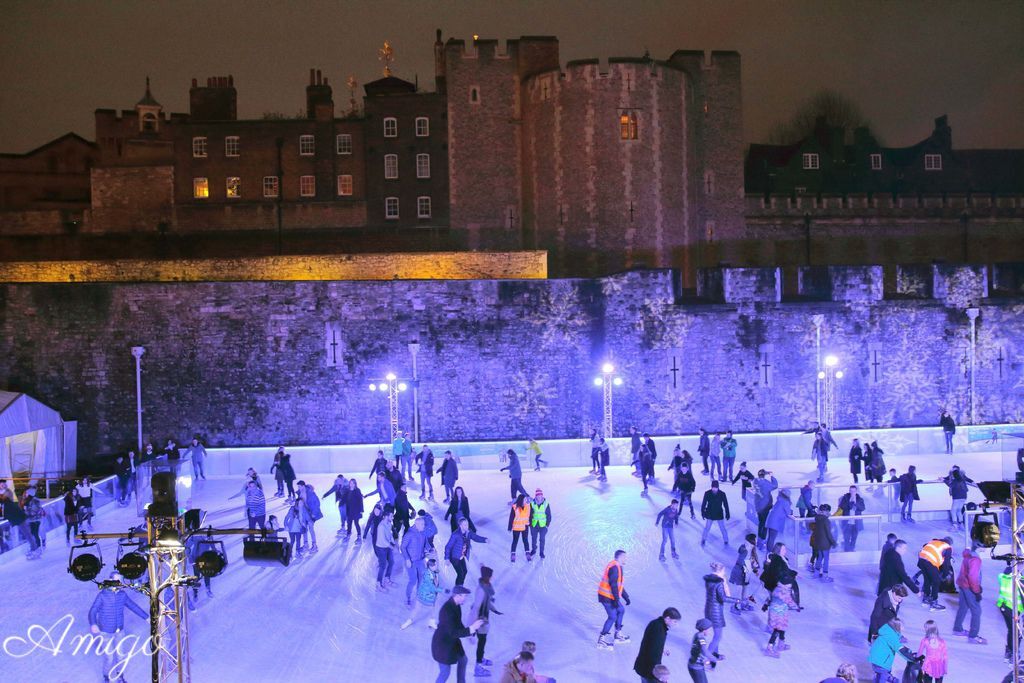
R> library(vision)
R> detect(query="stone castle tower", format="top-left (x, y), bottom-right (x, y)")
top-left (443, 35), bottom-right (744, 282)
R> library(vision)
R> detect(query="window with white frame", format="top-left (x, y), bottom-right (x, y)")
top-left (299, 135), bottom-right (315, 156)
top-left (262, 176), bottom-right (279, 198)
top-left (383, 117), bottom-right (397, 138)
top-left (337, 174), bottom-right (353, 196)
top-left (870, 153), bottom-right (882, 170)
top-left (415, 117), bottom-right (429, 137)
top-left (385, 196), bottom-right (399, 219)
top-left (193, 177), bottom-right (209, 199)
top-left (299, 175), bottom-right (315, 197)
top-left (417, 196), bottom-right (431, 218)
top-left (416, 153), bottom-right (430, 179)
top-left (925, 154), bottom-right (942, 171)
top-left (336, 134), bottom-right (352, 155)
top-left (226, 177), bottom-right (241, 198)
top-left (802, 153), bottom-right (820, 170)
top-left (384, 154), bottom-right (398, 179)
top-left (192, 137), bottom-right (208, 158)
top-left (224, 136), bottom-right (240, 157)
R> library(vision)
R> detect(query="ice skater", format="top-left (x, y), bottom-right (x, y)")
top-left (298, 481), bottom-right (322, 553)
top-left (597, 549), bottom-right (632, 650)
top-left (697, 428), bottom-right (711, 475)
top-left (284, 497), bottom-right (309, 560)
top-left (321, 474), bottom-right (349, 535)
top-left (344, 478), bottom-right (364, 541)
top-left (440, 451), bottom-right (459, 503)
top-left (372, 506), bottom-right (397, 591)
top-left (699, 480), bottom-right (730, 547)
top-left (527, 438), bottom-right (548, 471)
top-left (528, 488), bottom-right (551, 560)
top-left (445, 486), bottom-right (477, 533)
top-left (687, 618), bottom-right (717, 682)
top-left (597, 437), bottom-right (611, 481)
top-left (708, 433), bottom-right (722, 480)
top-left (589, 429), bottom-right (601, 474)
top-left (764, 573), bottom-right (801, 657)
top-left (401, 557), bottom-right (446, 630)
top-left (431, 585), bottom-right (486, 683)
top-left (702, 562), bottom-right (737, 661)
top-left (445, 517), bottom-right (488, 587)
top-left (730, 533), bottom-right (761, 613)
top-left (402, 513), bottom-right (431, 606)
top-left (270, 447), bottom-right (296, 500)
top-left (675, 462), bottom-right (697, 518)
top-left (508, 494), bottom-right (532, 562)
top-left (656, 499), bottom-right (681, 561)
top-left (721, 431), bottom-right (737, 482)
top-left (88, 571), bottom-right (148, 681)
top-left (416, 445), bottom-right (436, 500)
top-left (634, 607), bottom-right (681, 682)
top-left (638, 444), bottom-right (656, 495)
top-left (470, 565), bottom-right (502, 677)
top-left (500, 449), bottom-right (529, 501)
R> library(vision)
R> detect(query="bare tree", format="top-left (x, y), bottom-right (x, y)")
top-left (768, 90), bottom-right (874, 144)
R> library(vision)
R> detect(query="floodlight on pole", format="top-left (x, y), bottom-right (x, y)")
top-left (594, 362), bottom-right (623, 439)
top-left (820, 354), bottom-right (843, 428)
top-left (369, 371), bottom-right (412, 440)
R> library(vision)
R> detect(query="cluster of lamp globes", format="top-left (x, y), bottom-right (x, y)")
top-left (368, 372), bottom-right (408, 393)
top-left (593, 362), bottom-right (624, 387)
top-left (817, 354), bottom-right (844, 380)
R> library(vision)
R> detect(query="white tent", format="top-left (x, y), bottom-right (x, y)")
top-left (0, 391), bottom-right (77, 483)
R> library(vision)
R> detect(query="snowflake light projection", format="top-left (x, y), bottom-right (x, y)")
top-left (526, 285), bottom-right (590, 351)
top-left (504, 370), bottom-right (558, 421)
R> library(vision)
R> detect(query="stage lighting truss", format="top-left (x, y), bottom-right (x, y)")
top-left (68, 541), bottom-right (104, 582)
top-left (1010, 485), bottom-right (1024, 683)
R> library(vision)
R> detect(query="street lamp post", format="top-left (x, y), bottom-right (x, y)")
top-left (818, 354), bottom-right (844, 428)
top-left (966, 307), bottom-right (980, 424)
top-left (593, 362), bottom-right (623, 439)
top-left (811, 315), bottom-right (824, 425)
top-left (369, 372), bottom-right (409, 441)
top-left (131, 346), bottom-right (145, 451)
top-left (408, 342), bottom-right (420, 442)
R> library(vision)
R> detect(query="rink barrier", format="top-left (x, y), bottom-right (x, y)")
top-left (0, 475), bottom-right (117, 564)
top-left (196, 422), bottom-right (1024, 477)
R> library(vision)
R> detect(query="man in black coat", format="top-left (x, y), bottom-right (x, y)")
top-left (634, 607), bottom-right (681, 682)
top-left (699, 480), bottom-right (730, 547)
top-left (698, 428), bottom-right (711, 475)
top-left (868, 584), bottom-right (908, 642)
top-left (878, 540), bottom-right (920, 595)
top-left (431, 586), bottom-right (485, 682)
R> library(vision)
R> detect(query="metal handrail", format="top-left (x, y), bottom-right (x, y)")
top-left (787, 513), bottom-right (884, 566)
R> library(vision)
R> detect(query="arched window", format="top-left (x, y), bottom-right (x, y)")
top-left (142, 113), bottom-right (157, 132)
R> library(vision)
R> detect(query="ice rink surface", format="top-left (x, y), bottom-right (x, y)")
top-left (0, 449), bottom-right (1014, 683)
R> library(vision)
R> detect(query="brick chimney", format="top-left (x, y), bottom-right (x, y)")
top-left (306, 68), bottom-right (334, 121)
top-left (189, 75), bottom-right (237, 121)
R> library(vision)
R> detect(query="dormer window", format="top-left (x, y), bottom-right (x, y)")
top-left (870, 153), bottom-right (882, 170)
top-left (141, 113), bottom-right (157, 133)
top-left (925, 154), bottom-right (942, 171)
top-left (802, 153), bottom-right (819, 170)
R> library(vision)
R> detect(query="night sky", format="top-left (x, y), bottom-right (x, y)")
top-left (1, 0), bottom-right (1021, 153)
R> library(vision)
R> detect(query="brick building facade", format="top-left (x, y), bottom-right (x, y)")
top-left (744, 115), bottom-right (1024, 271)
top-left (443, 36), bottom-right (744, 281)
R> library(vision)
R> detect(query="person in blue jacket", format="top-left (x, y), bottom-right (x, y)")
top-left (868, 618), bottom-right (923, 682)
top-left (88, 572), bottom-right (147, 681)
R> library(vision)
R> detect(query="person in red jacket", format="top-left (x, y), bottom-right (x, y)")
top-left (952, 546), bottom-right (987, 643)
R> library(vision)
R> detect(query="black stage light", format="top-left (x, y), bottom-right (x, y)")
top-left (183, 508), bottom-right (203, 532)
top-left (115, 551), bottom-right (148, 580)
top-left (68, 543), bottom-right (103, 582)
top-left (149, 472), bottom-right (178, 517)
top-left (971, 512), bottom-right (1001, 548)
top-left (196, 549), bottom-right (227, 578)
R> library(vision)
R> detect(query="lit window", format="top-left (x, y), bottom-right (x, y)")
top-left (336, 134), bottom-right (352, 155)
top-left (299, 135), bottom-right (315, 156)
top-left (337, 174), bottom-right (353, 196)
top-left (192, 137), bottom-right (208, 158)
top-left (802, 153), bottom-right (820, 170)
top-left (415, 117), bottom-right (429, 137)
top-left (225, 136), bottom-right (240, 157)
top-left (619, 111), bottom-right (638, 140)
top-left (226, 177), bottom-right (241, 198)
top-left (416, 154), bottom-right (430, 179)
top-left (384, 154), bottom-right (398, 180)
top-left (870, 153), bottom-right (882, 170)
top-left (417, 196), bottom-right (431, 218)
top-left (300, 175), bottom-right (315, 197)
top-left (469, 86), bottom-right (480, 104)
top-left (263, 176), bottom-right (279, 198)
top-left (193, 177), bottom-right (209, 199)
top-left (384, 117), bottom-right (398, 138)
top-left (385, 196), bottom-right (399, 219)
top-left (925, 154), bottom-right (942, 171)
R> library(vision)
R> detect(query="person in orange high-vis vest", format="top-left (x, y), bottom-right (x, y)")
top-left (597, 550), bottom-right (632, 650)
top-left (917, 537), bottom-right (953, 611)
top-left (507, 494), bottom-right (532, 563)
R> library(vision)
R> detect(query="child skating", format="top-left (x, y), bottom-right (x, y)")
top-left (401, 557), bottom-right (446, 630)
top-left (764, 573), bottom-right (801, 657)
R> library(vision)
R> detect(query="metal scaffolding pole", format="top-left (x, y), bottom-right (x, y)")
top-left (1012, 484), bottom-right (1024, 682)
top-left (147, 516), bottom-right (191, 683)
